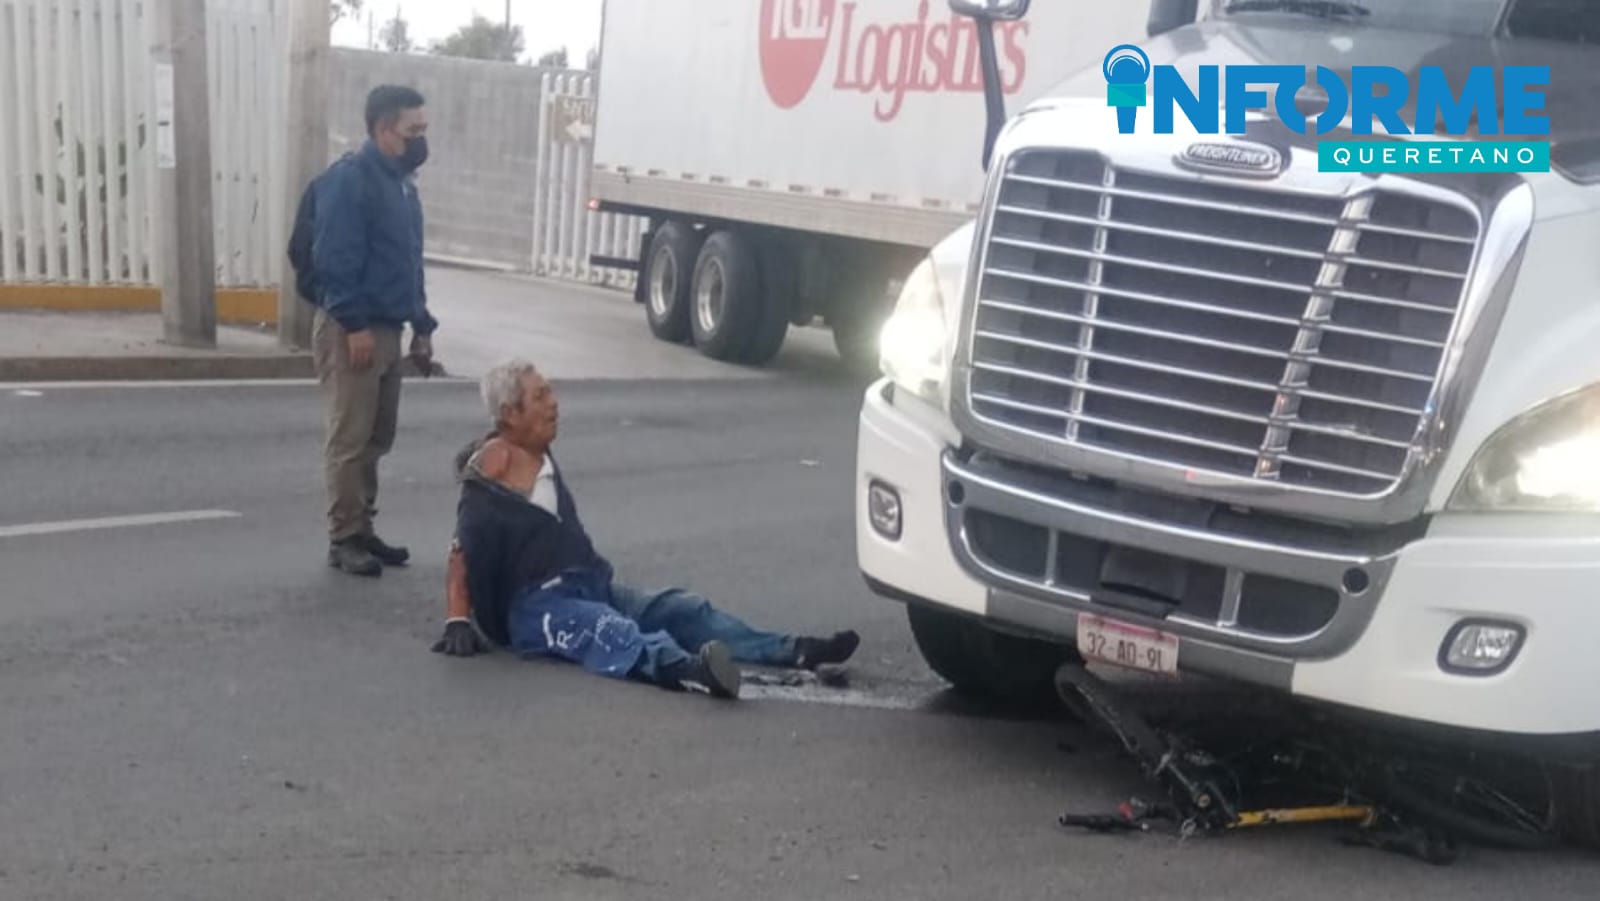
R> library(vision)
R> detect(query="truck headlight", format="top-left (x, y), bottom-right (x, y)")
top-left (878, 257), bottom-right (952, 405)
top-left (1450, 383), bottom-right (1600, 512)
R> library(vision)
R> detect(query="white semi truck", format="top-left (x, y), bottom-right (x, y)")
top-left (856, 0), bottom-right (1600, 842)
top-left (590, 0), bottom-right (1155, 368)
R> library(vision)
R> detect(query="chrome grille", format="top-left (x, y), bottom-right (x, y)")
top-left (966, 148), bottom-right (1482, 496)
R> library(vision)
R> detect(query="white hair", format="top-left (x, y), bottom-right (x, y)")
top-left (480, 358), bottom-right (539, 424)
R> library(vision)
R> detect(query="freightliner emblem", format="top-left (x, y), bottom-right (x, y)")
top-left (1176, 141), bottom-right (1284, 177)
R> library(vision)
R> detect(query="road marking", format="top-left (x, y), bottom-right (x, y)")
top-left (12, 389), bottom-right (43, 397)
top-left (0, 377), bottom-right (477, 390)
top-left (0, 509), bottom-right (242, 539)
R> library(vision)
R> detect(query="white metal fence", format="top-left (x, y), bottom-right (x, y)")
top-left (0, 0), bottom-right (285, 289)
top-left (207, 0), bottom-right (286, 288)
top-left (532, 70), bottom-right (645, 290)
top-left (1, 0), bottom-right (155, 285)
top-left (2, 15), bottom-right (639, 295)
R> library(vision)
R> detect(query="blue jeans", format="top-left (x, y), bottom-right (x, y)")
top-left (505, 578), bottom-right (799, 684)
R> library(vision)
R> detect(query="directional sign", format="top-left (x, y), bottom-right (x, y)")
top-left (551, 95), bottom-right (596, 144)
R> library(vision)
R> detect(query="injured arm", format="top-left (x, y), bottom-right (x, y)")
top-left (432, 537), bottom-right (492, 658)
top-left (446, 539), bottom-right (472, 623)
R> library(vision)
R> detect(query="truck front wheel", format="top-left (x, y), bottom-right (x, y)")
top-left (1558, 764), bottom-right (1600, 850)
top-left (907, 605), bottom-right (1080, 703)
top-left (645, 221), bottom-right (702, 343)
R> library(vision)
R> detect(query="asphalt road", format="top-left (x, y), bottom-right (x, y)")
top-left (2, 274), bottom-right (1597, 899)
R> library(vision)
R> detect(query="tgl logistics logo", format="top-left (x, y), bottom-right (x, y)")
top-left (760, 0), bottom-right (1030, 122)
top-left (1102, 44), bottom-right (1552, 174)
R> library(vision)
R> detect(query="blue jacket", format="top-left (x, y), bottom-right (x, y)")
top-left (311, 141), bottom-right (438, 336)
top-left (451, 436), bottom-right (613, 647)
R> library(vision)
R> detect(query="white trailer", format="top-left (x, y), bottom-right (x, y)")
top-left (590, 0), bottom-right (1154, 367)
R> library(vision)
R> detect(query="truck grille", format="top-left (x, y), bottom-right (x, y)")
top-left (966, 148), bottom-right (1482, 496)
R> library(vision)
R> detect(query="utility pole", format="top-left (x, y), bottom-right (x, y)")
top-left (278, 0), bottom-right (332, 350)
top-left (150, 0), bottom-right (216, 348)
top-left (505, 0), bottom-right (515, 61)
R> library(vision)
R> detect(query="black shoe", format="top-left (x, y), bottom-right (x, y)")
top-left (662, 641), bottom-right (742, 700)
top-left (328, 540), bottom-right (382, 577)
top-left (795, 631), bottom-right (861, 670)
top-left (358, 534), bottom-right (410, 567)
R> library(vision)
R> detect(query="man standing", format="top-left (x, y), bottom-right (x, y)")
top-left (310, 85), bottom-right (437, 577)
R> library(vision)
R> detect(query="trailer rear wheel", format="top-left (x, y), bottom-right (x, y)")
top-left (691, 230), bottom-right (765, 362)
top-left (645, 222), bottom-right (701, 343)
top-left (829, 281), bottom-right (894, 373)
top-left (739, 241), bottom-right (795, 366)
top-left (832, 315), bottom-right (884, 373)
top-left (907, 605), bottom-right (1079, 703)
top-left (739, 291), bottom-right (790, 365)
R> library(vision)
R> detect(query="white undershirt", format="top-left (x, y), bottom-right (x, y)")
top-left (529, 455), bottom-right (559, 519)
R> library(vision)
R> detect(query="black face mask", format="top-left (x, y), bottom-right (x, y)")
top-left (400, 135), bottom-right (429, 172)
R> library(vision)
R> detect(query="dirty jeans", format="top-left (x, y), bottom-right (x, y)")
top-left (313, 309), bottom-right (404, 543)
top-left (505, 580), bottom-right (799, 683)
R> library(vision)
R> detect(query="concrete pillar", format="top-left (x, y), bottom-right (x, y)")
top-left (150, 0), bottom-right (216, 348)
top-left (277, 0), bottom-right (331, 350)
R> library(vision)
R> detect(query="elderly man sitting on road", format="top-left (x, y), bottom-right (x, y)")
top-left (432, 358), bottom-right (860, 700)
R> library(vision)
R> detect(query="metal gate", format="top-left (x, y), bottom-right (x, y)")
top-left (3, 14), bottom-right (643, 296)
top-left (0, 0), bottom-right (287, 290)
top-left (532, 70), bottom-right (645, 290)
top-left (206, 0), bottom-right (287, 289)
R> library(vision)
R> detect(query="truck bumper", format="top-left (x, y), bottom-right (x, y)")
top-left (856, 381), bottom-right (988, 619)
top-left (1292, 526), bottom-right (1600, 737)
top-left (857, 378), bottom-right (1600, 738)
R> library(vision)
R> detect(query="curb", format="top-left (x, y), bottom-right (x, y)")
top-left (0, 285), bottom-right (280, 326)
top-left (0, 355), bottom-right (451, 383)
top-left (0, 354), bottom-right (316, 382)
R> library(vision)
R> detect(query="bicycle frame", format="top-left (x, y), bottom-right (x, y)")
top-left (1233, 805), bottom-right (1378, 829)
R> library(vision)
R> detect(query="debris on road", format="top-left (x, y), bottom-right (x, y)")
top-left (816, 663), bottom-right (850, 688)
top-left (743, 664), bottom-right (851, 690)
top-left (743, 670), bottom-right (813, 688)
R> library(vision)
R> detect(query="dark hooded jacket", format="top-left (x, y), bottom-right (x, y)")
top-left (451, 435), bottom-right (613, 647)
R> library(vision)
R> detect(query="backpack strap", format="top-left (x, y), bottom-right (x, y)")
top-left (287, 149), bottom-right (389, 304)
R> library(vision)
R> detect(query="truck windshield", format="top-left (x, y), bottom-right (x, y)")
top-left (1503, 0), bottom-right (1600, 44)
top-left (1216, 0), bottom-right (1506, 36)
top-left (1217, 0), bottom-right (1599, 43)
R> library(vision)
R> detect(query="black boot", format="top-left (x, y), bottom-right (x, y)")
top-left (328, 539), bottom-right (382, 577)
top-left (660, 641), bottom-right (742, 700)
top-left (358, 533), bottom-right (410, 567)
top-left (795, 631), bottom-right (861, 670)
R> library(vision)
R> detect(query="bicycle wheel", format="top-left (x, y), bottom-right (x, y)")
top-left (1382, 760), bottom-right (1561, 851)
top-left (1054, 664), bottom-right (1172, 765)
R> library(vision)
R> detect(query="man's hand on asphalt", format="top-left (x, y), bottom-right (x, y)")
top-left (432, 620), bottom-right (491, 657)
top-left (410, 334), bottom-right (433, 375)
top-left (347, 330), bottom-right (376, 370)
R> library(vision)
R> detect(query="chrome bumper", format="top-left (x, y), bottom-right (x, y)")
top-left (940, 450), bottom-right (1408, 665)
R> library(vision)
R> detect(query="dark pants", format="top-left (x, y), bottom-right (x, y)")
top-left (506, 579), bottom-right (799, 682)
top-left (312, 309), bottom-right (403, 543)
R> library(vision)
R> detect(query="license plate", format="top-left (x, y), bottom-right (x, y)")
top-left (1077, 614), bottom-right (1180, 676)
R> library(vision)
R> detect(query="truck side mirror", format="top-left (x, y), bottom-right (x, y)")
top-left (948, 0), bottom-right (1031, 21)
top-left (949, 0), bottom-right (1032, 171)
top-left (1147, 0), bottom-right (1199, 37)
